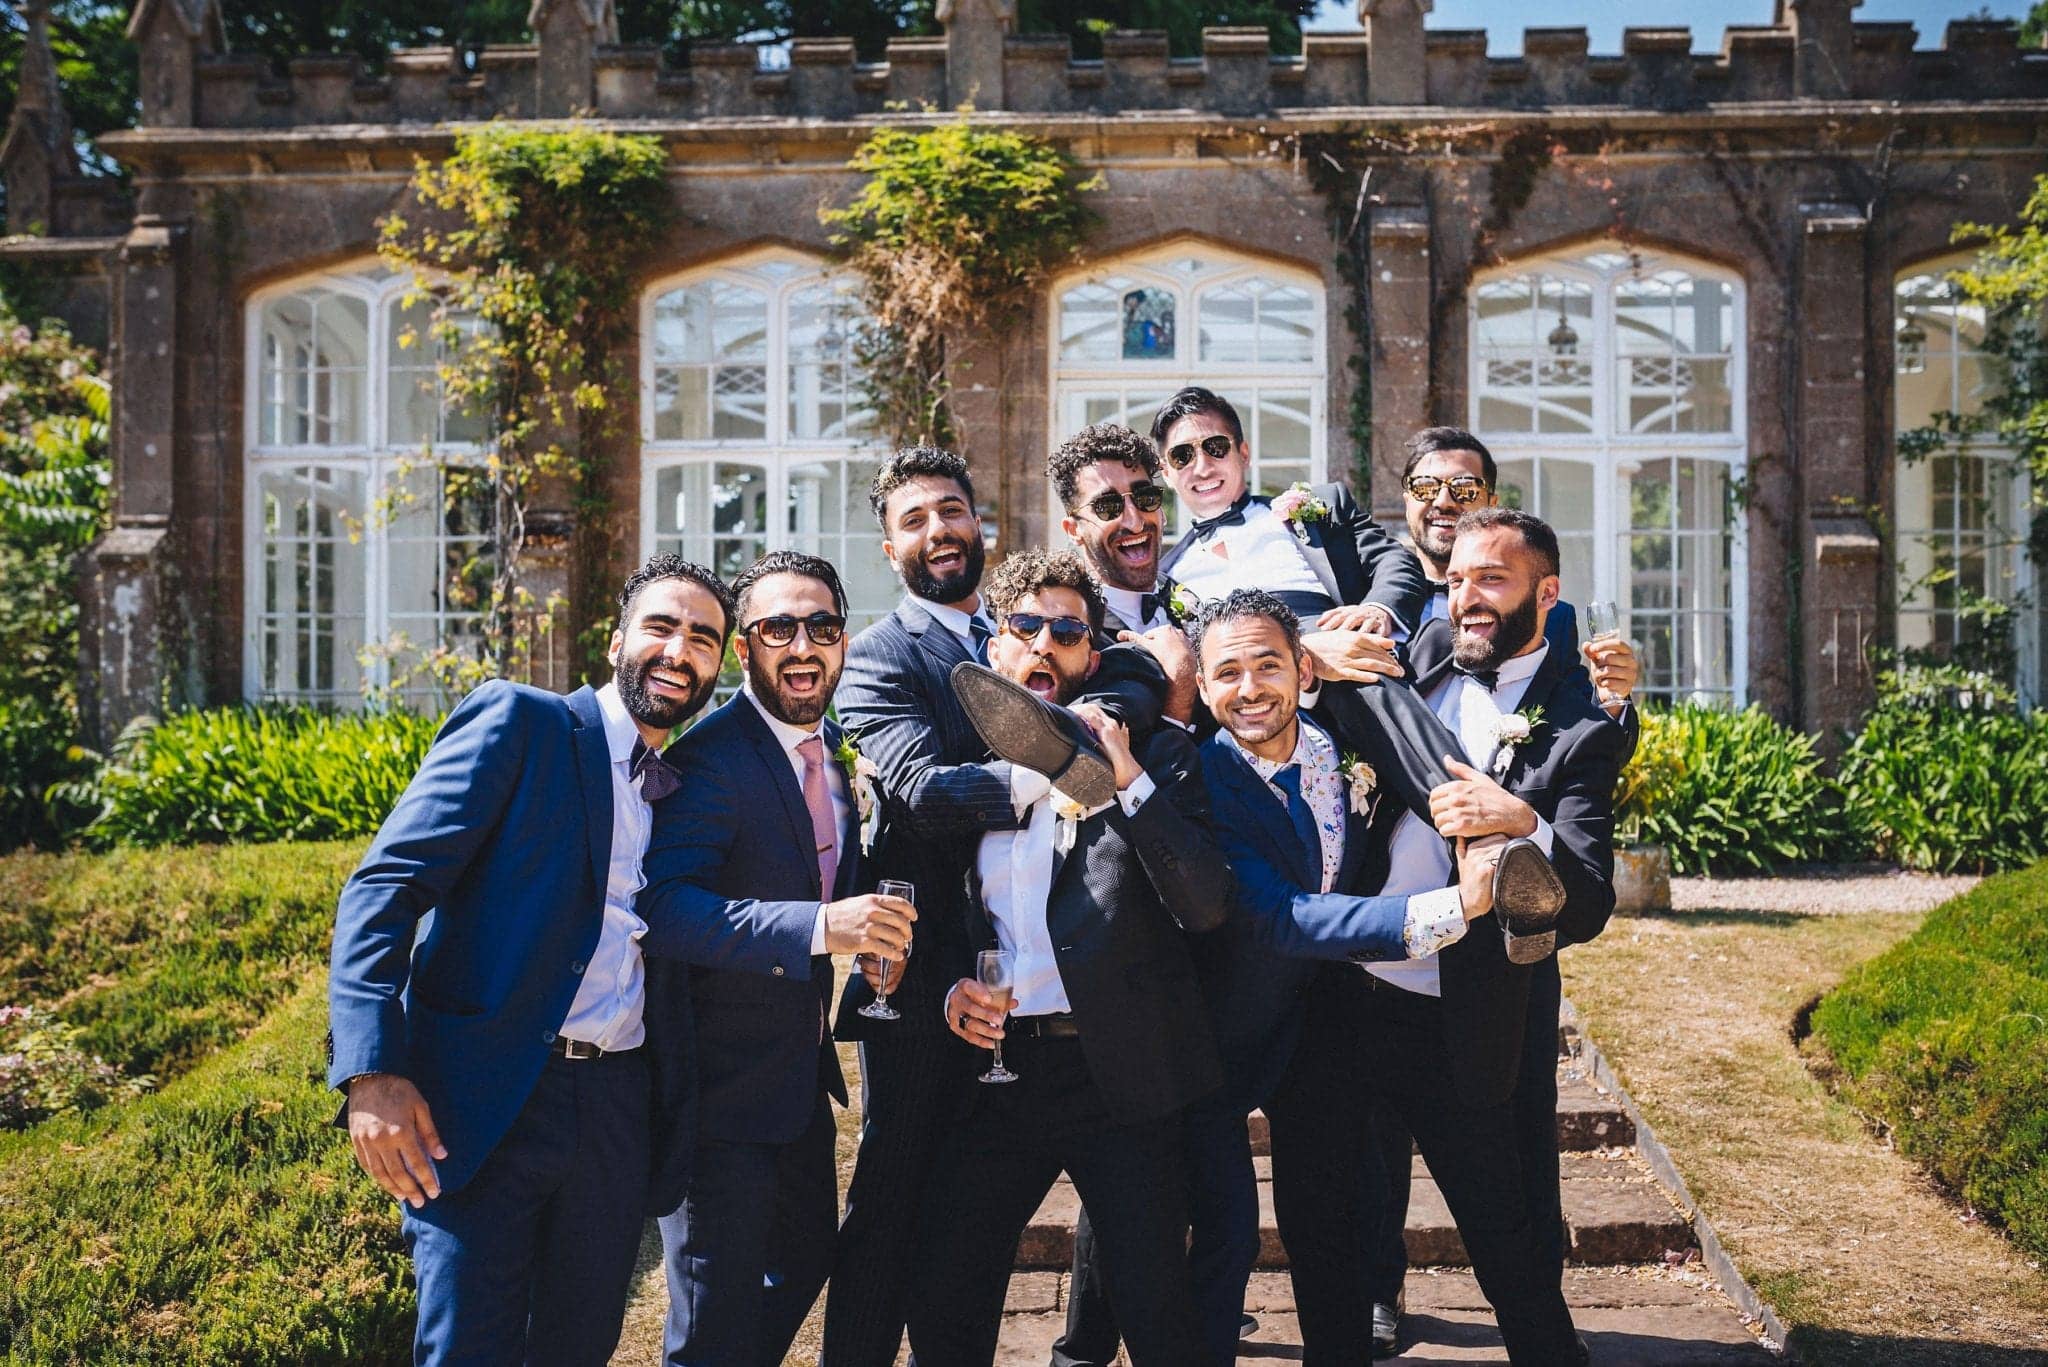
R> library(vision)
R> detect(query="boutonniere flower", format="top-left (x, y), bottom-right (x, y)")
top-left (835, 733), bottom-right (881, 853)
top-left (1167, 582), bottom-right (1198, 624)
top-left (1271, 483), bottom-right (1330, 542)
top-left (1490, 705), bottom-right (1545, 778)
top-left (1340, 754), bottom-right (1378, 815)
top-left (1050, 789), bottom-right (1087, 855)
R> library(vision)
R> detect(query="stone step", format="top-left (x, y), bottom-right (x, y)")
top-left (1244, 1064), bottom-right (1633, 1158)
top-left (1017, 1149), bottom-right (1694, 1271)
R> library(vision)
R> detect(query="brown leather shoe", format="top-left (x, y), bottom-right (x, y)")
top-left (1492, 836), bottom-right (1566, 964)
top-left (950, 662), bottom-right (1118, 809)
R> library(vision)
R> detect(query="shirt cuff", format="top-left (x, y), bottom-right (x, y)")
top-left (1529, 815), bottom-right (1556, 857)
top-left (811, 903), bottom-right (829, 956)
top-left (1010, 765), bottom-right (1053, 815)
top-left (1403, 886), bottom-right (1470, 959)
top-left (1299, 678), bottom-right (1323, 709)
top-left (1115, 771), bottom-right (1157, 815)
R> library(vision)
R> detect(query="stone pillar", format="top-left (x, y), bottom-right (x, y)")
top-left (1367, 204), bottom-right (1432, 518)
top-left (1796, 204), bottom-right (1880, 744)
top-left (125, 0), bottom-right (222, 128)
top-left (0, 0), bottom-right (74, 233)
top-left (1784, 0), bottom-right (1860, 99)
top-left (937, 0), bottom-right (1015, 110)
top-left (1359, 0), bottom-right (1432, 105)
top-left (530, 0), bottom-right (617, 116)
top-left (86, 215), bottom-right (182, 742)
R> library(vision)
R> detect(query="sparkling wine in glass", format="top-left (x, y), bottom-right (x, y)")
top-left (858, 880), bottom-right (915, 1021)
top-left (977, 949), bottom-right (1019, 1084)
top-left (1585, 600), bottom-right (1621, 643)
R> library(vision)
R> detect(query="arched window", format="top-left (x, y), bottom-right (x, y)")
top-left (244, 262), bottom-right (490, 707)
top-left (1471, 245), bottom-right (1745, 704)
top-left (640, 251), bottom-right (891, 634)
top-left (1051, 243), bottom-right (1326, 535)
top-left (1893, 254), bottom-right (2037, 700)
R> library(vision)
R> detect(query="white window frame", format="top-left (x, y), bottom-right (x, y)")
top-left (241, 260), bottom-right (490, 706)
top-left (1047, 241), bottom-right (1328, 540)
top-left (1468, 244), bottom-right (1749, 705)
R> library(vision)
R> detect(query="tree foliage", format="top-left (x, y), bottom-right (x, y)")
top-left (1021, 0), bottom-right (1315, 58)
top-left (0, 1), bottom-right (134, 181)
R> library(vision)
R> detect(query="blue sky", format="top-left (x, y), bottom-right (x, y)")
top-left (1304, 1), bottom-right (2035, 54)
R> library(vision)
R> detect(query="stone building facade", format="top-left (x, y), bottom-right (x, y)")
top-left (5, 0), bottom-right (2045, 745)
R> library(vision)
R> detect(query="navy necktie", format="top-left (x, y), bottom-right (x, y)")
top-left (1189, 494), bottom-right (1253, 540)
top-left (629, 739), bottom-right (681, 802)
top-left (968, 616), bottom-right (993, 666)
top-left (1271, 764), bottom-right (1322, 882)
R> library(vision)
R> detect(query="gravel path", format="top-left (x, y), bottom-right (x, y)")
top-left (1670, 866), bottom-right (1979, 916)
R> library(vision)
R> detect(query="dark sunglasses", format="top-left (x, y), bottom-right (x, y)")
top-left (1002, 612), bottom-right (1092, 647)
top-left (744, 612), bottom-right (847, 647)
top-left (1164, 434), bottom-right (1236, 470)
top-left (1082, 486), bottom-right (1166, 521)
top-left (1404, 474), bottom-right (1490, 506)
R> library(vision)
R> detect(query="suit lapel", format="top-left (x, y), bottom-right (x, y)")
top-left (566, 686), bottom-right (615, 903)
top-left (1295, 514), bottom-right (1347, 603)
top-left (904, 598), bottom-right (974, 674)
top-left (1494, 645), bottom-right (1570, 790)
top-left (1210, 740), bottom-right (1318, 893)
top-left (733, 696), bottom-right (825, 900)
top-left (824, 717), bottom-right (863, 897)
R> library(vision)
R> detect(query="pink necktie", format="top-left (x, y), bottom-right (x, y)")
top-left (797, 734), bottom-right (839, 899)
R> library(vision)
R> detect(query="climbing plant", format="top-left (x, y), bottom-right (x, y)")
top-left (378, 123), bottom-right (669, 695)
top-left (823, 114), bottom-right (1098, 498)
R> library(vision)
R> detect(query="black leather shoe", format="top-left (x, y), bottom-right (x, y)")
top-left (1492, 835), bottom-right (1566, 964)
top-left (950, 661), bottom-right (1117, 809)
top-left (1370, 1292), bottom-right (1403, 1357)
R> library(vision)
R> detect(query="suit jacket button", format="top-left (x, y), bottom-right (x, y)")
top-left (542, 1030), bottom-right (557, 1044)
top-left (570, 960), bottom-right (587, 975)
top-left (773, 965), bottom-right (786, 976)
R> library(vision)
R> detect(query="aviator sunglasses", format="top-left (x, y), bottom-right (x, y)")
top-left (1164, 434), bottom-right (1236, 470)
top-left (744, 612), bottom-right (847, 647)
top-left (1082, 486), bottom-right (1167, 521)
top-left (1404, 473), bottom-right (1491, 506)
top-left (1002, 613), bottom-right (1092, 647)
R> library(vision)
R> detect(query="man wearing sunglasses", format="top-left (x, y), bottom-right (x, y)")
top-left (643, 551), bottom-right (916, 1367)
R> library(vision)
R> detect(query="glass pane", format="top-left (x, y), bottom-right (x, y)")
top-left (786, 457), bottom-right (894, 634)
top-left (787, 283), bottom-right (874, 442)
top-left (1059, 279), bottom-right (1128, 364)
top-left (1258, 285), bottom-right (1316, 364)
top-left (1253, 390), bottom-right (1312, 493)
top-left (1477, 274), bottom-right (1591, 436)
top-left (651, 461), bottom-right (770, 584)
top-left (653, 281), bottom-right (768, 364)
top-left (258, 290), bottom-right (368, 447)
top-left (1200, 286), bottom-right (1254, 364)
top-left (1121, 287), bottom-right (1176, 361)
top-left (253, 464), bottom-right (367, 702)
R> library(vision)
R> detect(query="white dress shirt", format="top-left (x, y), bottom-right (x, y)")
top-left (1169, 501), bottom-right (1330, 605)
top-left (1101, 583), bottom-right (1171, 634)
top-left (742, 687), bottom-right (849, 955)
top-left (975, 774), bottom-right (1157, 1017)
top-left (557, 682), bottom-right (657, 1050)
top-left (1366, 644), bottom-right (1557, 997)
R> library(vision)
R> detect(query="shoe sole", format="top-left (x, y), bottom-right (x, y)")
top-left (1494, 837), bottom-right (1566, 964)
top-left (951, 664), bottom-right (1117, 808)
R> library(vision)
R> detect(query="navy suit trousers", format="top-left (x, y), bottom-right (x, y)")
top-left (402, 1049), bottom-right (649, 1367)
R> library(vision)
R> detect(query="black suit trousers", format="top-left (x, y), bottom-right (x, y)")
top-left (907, 1034), bottom-right (1202, 1367)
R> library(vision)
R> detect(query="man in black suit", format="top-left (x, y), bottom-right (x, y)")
top-left (1295, 507), bottom-right (1625, 1365)
top-left (646, 552), bottom-right (917, 1366)
top-left (909, 549), bottom-right (1232, 1367)
top-left (820, 449), bottom-right (1167, 1367)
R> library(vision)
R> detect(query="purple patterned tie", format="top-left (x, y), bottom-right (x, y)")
top-left (630, 740), bottom-right (680, 802)
top-left (797, 734), bottom-right (839, 899)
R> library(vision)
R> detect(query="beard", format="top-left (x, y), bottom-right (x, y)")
top-left (1415, 519), bottom-right (1457, 572)
top-left (1221, 688), bottom-right (1297, 748)
top-left (745, 647), bottom-right (843, 727)
top-left (1004, 651), bottom-right (1091, 708)
top-left (1082, 524), bottom-right (1160, 594)
top-left (615, 652), bottom-right (718, 732)
top-left (900, 533), bottom-right (986, 605)
top-left (1452, 585), bottom-right (1542, 675)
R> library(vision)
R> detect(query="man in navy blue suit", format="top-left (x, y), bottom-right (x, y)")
top-left (647, 550), bottom-right (911, 1366)
top-left (327, 555), bottom-right (912, 1367)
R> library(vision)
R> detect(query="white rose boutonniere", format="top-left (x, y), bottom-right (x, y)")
top-left (835, 733), bottom-right (881, 853)
top-left (1270, 483), bottom-right (1331, 543)
top-left (1489, 705), bottom-right (1545, 778)
top-left (1167, 582), bottom-right (1199, 625)
top-left (1050, 789), bottom-right (1088, 855)
top-left (1341, 753), bottom-right (1378, 816)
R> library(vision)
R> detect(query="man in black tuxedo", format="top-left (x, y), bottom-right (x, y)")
top-left (908, 549), bottom-right (1232, 1367)
top-left (820, 449), bottom-right (1167, 1367)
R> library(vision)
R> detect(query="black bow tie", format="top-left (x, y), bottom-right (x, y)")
top-left (1140, 586), bottom-right (1181, 625)
top-left (629, 739), bottom-right (681, 802)
top-left (1452, 662), bottom-right (1500, 692)
top-left (1188, 495), bottom-right (1254, 540)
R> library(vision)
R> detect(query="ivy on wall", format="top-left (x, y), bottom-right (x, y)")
top-left (379, 124), bottom-right (670, 694)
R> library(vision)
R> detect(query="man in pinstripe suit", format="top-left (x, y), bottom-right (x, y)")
top-left (820, 447), bottom-right (1167, 1366)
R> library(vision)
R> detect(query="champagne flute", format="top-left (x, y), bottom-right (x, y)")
top-left (857, 880), bottom-right (915, 1021)
top-left (1585, 600), bottom-right (1621, 643)
top-left (976, 949), bottom-right (1018, 1084)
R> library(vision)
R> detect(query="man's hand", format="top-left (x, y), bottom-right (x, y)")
top-left (1582, 637), bottom-right (1639, 715)
top-left (1317, 603), bottom-right (1395, 637)
top-left (1117, 625), bottom-right (1199, 724)
top-left (855, 953), bottom-right (904, 995)
top-left (822, 893), bottom-right (917, 960)
top-left (1090, 712), bottom-right (1145, 791)
top-left (1429, 756), bottom-right (1539, 840)
top-left (1301, 628), bottom-right (1403, 686)
top-left (346, 1073), bottom-right (447, 1209)
top-left (1454, 834), bottom-right (1505, 922)
top-left (945, 978), bottom-right (1008, 1050)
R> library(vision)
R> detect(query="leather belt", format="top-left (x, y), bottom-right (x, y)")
top-left (551, 1036), bottom-right (634, 1060)
top-left (1008, 1013), bottom-right (1081, 1039)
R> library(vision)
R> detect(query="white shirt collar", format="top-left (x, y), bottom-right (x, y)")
top-left (742, 684), bottom-right (825, 756)
top-left (1100, 583), bottom-right (1158, 628)
top-left (908, 592), bottom-right (988, 641)
top-left (1489, 642), bottom-right (1549, 691)
top-left (594, 682), bottom-right (644, 766)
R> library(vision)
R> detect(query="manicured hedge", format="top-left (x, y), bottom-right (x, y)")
top-left (1809, 860), bottom-right (2048, 1262)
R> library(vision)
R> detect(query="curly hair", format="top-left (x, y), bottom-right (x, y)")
top-left (1046, 423), bottom-right (1162, 512)
top-left (982, 549), bottom-right (1106, 633)
top-left (1188, 587), bottom-right (1302, 672)
top-left (868, 446), bottom-right (975, 529)
top-left (615, 553), bottom-right (737, 640)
